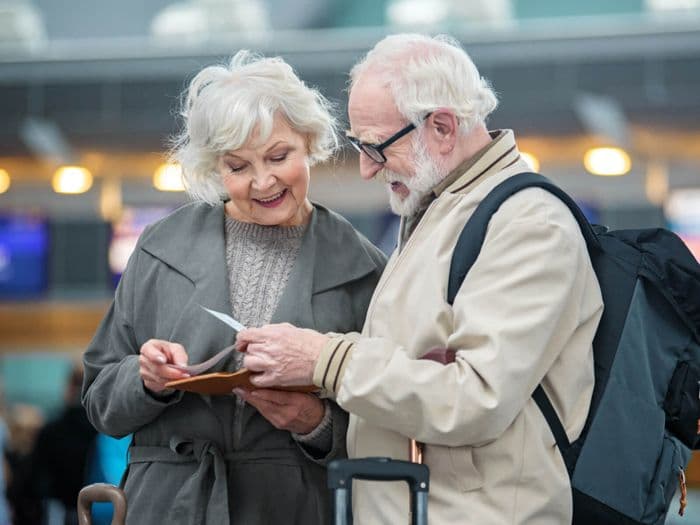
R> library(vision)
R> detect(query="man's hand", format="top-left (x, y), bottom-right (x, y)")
top-left (233, 388), bottom-right (325, 434)
top-left (236, 323), bottom-right (329, 387)
top-left (139, 339), bottom-right (190, 393)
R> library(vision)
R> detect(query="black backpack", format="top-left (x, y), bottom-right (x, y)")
top-left (448, 172), bottom-right (700, 525)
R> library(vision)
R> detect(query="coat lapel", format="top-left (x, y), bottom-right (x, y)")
top-left (139, 202), bottom-right (379, 362)
top-left (271, 204), bottom-right (380, 328)
top-left (140, 203), bottom-right (236, 406)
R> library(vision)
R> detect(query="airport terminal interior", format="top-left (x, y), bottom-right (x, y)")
top-left (1, 0), bottom-right (700, 523)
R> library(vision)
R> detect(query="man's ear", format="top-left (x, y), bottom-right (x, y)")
top-left (426, 109), bottom-right (458, 154)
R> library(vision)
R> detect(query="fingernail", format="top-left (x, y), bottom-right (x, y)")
top-left (156, 355), bottom-right (167, 364)
top-left (232, 388), bottom-right (245, 397)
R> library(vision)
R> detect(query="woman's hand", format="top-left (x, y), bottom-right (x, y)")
top-left (233, 388), bottom-right (325, 434)
top-left (139, 339), bottom-right (190, 394)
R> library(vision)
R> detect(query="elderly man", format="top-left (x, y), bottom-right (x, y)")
top-left (236, 33), bottom-right (603, 524)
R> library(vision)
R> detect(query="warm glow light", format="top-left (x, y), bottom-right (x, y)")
top-left (52, 166), bottom-right (93, 194)
top-left (583, 147), bottom-right (631, 176)
top-left (645, 160), bottom-right (669, 206)
top-left (153, 162), bottom-right (185, 192)
top-left (100, 176), bottom-right (123, 222)
top-left (0, 169), bottom-right (10, 194)
top-left (520, 152), bottom-right (540, 172)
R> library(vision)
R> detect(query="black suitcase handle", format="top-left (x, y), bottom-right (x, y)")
top-left (328, 457), bottom-right (429, 525)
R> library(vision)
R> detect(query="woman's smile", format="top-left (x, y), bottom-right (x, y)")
top-left (253, 188), bottom-right (287, 208)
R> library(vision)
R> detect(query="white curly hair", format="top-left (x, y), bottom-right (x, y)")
top-left (172, 50), bottom-right (339, 204)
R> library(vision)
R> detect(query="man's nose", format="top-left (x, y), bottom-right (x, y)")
top-left (359, 153), bottom-right (382, 180)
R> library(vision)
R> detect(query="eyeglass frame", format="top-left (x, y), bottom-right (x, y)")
top-left (346, 112), bottom-right (433, 164)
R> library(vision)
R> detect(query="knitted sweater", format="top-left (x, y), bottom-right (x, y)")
top-left (224, 215), bottom-right (332, 450)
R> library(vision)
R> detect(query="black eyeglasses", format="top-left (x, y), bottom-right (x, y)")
top-left (347, 113), bottom-right (432, 163)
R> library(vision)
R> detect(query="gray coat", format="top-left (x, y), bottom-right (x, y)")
top-left (82, 202), bottom-right (386, 525)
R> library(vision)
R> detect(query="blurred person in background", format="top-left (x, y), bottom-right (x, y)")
top-left (5, 404), bottom-right (43, 525)
top-left (237, 33), bottom-right (603, 524)
top-left (0, 386), bottom-right (10, 525)
top-left (82, 51), bottom-right (385, 525)
top-left (31, 364), bottom-right (97, 525)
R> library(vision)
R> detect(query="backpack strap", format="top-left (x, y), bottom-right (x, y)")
top-left (447, 172), bottom-right (599, 474)
top-left (447, 172), bottom-right (599, 305)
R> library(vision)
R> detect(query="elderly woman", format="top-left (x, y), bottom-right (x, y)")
top-left (81, 51), bottom-right (386, 525)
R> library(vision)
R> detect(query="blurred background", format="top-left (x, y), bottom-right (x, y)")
top-left (0, 0), bottom-right (699, 523)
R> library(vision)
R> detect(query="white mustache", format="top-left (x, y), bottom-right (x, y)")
top-left (380, 170), bottom-right (409, 186)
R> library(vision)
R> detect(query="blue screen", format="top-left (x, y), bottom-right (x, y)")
top-left (0, 215), bottom-right (49, 298)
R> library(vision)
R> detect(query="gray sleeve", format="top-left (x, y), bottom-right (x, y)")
top-left (81, 238), bottom-right (182, 438)
top-left (293, 399), bottom-right (348, 465)
top-left (292, 398), bottom-right (332, 450)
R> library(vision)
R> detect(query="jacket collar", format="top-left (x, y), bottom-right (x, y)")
top-left (398, 130), bottom-right (521, 247)
top-left (139, 201), bottom-right (379, 296)
top-left (303, 203), bottom-right (380, 294)
top-left (434, 129), bottom-right (521, 197)
top-left (139, 202), bottom-right (227, 285)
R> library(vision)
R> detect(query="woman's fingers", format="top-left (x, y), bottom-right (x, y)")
top-left (139, 339), bottom-right (190, 392)
top-left (140, 340), bottom-right (169, 364)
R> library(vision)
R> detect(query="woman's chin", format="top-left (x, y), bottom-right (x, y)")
top-left (254, 207), bottom-right (308, 227)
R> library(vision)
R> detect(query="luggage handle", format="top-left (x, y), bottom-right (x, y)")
top-left (328, 458), bottom-right (429, 525)
top-left (77, 483), bottom-right (128, 525)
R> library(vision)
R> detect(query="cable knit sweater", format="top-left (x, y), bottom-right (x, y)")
top-left (224, 215), bottom-right (332, 450)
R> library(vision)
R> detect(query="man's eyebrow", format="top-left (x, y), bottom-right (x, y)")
top-left (347, 130), bottom-right (381, 143)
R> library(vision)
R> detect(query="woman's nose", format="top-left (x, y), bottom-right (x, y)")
top-left (252, 170), bottom-right (276, 191)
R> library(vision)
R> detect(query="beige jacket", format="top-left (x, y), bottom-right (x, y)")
top-left (314, 131), bottom-right (604, 524)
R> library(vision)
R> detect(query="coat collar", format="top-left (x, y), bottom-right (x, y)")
top-left (139, 201), bottom-right (380, 298)
top-left (435, 129), bottom-right (521, 197)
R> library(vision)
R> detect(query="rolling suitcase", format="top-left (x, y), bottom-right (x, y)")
top-left (328, 457), bottom-right (430, 525)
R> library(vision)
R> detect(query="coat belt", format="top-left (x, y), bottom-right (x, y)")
top-left (128, 437), bottom-right (303, 525)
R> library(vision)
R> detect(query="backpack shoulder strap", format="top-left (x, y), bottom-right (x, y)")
top-left (447, 172), bottom-right (599, 305)
top-left (447, 172), bottom-right (598, 474)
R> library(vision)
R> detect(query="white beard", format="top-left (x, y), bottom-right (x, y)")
top-left (383, 136), bottom-right (448, 217)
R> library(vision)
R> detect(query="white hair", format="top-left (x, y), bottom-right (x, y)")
top-left (172, 50), bottom-right (339, 204)
top-left (349, 33), bottom-right (498, 133)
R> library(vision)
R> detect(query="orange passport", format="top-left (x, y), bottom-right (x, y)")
top-left (165, 368), bottom-right (317, 395)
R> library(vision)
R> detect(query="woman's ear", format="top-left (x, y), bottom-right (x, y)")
top-left (427, 109), bottom-right (458, 154)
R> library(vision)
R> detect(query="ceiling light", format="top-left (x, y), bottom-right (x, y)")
top-left (153, 162), bottom-right (185, 192)
top-left (52, 166), bottom-right (93, 194)
top-left (645, 160), bottom-right (669, 206)
top-left (583, 147), bottom-right (631, 176)
top-left (520, 152), bottom-right (540, 173)
top-left (0, 169), bottom-right (10, 194)
top-left (100, 177), bottom-right (123, 222)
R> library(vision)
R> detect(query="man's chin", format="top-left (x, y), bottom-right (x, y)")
top-left (388, 191), bottom-right (422, 217)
